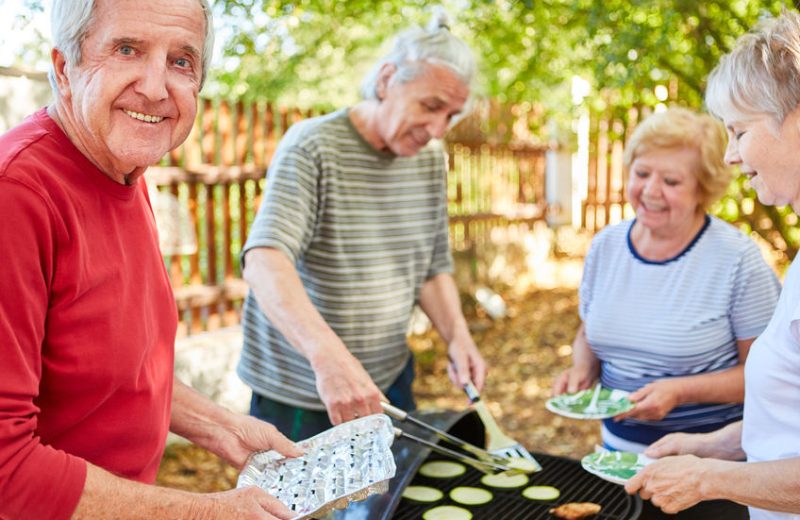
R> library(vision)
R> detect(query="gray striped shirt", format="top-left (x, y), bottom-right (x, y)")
top-left (581, 215), bottom-right (780, 446)
top-left (238, 109), bottom-right (453, 410)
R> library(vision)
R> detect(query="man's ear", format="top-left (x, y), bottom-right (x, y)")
top-left (51, 48), bottom-right (72, 99)
top-left (375, 63), bottom-right (397, 101)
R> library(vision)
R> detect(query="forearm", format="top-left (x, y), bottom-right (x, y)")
top-left (702, 457), bottom-right (800, 513)
top-left (72, 463), bottom-right (208, 520)
top-left (418, 273), bottom-right (470, 342)
top-left (667, 364), bottom-right (744, 405)
top-left (170, 380), bottom-right (238, 461)
top-left (703, 421), bottom-right (745, 460)
top-left (572, 324), bottom-right (600, 374)
top-left (243, 247), bottom-right (348, 365)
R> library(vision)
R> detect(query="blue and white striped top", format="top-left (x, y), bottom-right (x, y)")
top-left (580, 215), bottom-right (780, 450)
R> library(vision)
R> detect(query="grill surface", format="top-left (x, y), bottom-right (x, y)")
top-left (393, 451), bottom-right (640, 519)
top-left (336, 409), bottom-right (641, 520)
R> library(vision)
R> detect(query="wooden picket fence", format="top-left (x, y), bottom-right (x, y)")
top-left (146, 98), bottom-right (549, 334)
top-left (580, 105), bottom-right (656, 233)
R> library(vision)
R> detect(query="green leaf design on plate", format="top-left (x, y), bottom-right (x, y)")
top-left (551, 387), bottom-right (633, 415)
top-left (583, 451), bottom-right (647, 480)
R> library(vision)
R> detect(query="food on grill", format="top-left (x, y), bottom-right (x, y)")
top-left (506, 456), bottom-right (541, 473)
top-left (419, 461), bottom-right (467, 479)
top-left (479, 470), bottom-right (530, 488)
top-left (402, 485), bottom-right (444, 503)
top-left (548, 502), bottom-right (602, 519)
top-left (422, 505), bottom-right (474, 520)
top-left (522, 485), bottom-right (561, 501)
top-left (449, 486), bottom-right (493, 505)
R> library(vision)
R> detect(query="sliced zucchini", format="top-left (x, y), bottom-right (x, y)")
top-left (418, 461), bottom-right (467, 479)
top-left (422, 505), bottom-right (473, 520)
top-left (522, 485), bottom-right (561, 501)
top-left (449, 486), bottom-right (493, 505)
top-left (402, 485), bottom-right (444, 503)
top-left (480, 471), bottom-right (530, 488)
top-left (506, 456), bottom-right (540, 474)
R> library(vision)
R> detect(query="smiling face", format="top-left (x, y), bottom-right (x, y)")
top-left (723, 109), bottom-right (800, 212)
top-left (373, 63), bottom-right (469, 157)
top-left (627, 147), bottom-right (704, 237)
top-left (51, 0), bottom-right (205, 183)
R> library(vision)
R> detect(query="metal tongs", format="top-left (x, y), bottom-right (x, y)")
top-left (381, 402), bottom-right (514, 475)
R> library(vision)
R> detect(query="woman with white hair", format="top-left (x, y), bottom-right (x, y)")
top-left (626, 11), bottom-right (800, 520)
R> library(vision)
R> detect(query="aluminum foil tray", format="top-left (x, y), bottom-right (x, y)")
top-left (237, 414), bottom-right (397, 519)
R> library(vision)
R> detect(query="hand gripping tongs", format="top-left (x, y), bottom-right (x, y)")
top-left (381, 402), bottom-right (514, 475)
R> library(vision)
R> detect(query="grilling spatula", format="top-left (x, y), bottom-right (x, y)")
top-left (463, 381), bottom-right (543, 472)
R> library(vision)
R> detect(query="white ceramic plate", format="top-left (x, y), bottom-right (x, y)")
top-left (545, 387), bottom-right (634, 419)
top-left (580, 450), bottom-right (653, 485)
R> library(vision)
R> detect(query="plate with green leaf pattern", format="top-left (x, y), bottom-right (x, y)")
top-left (545, 387), bottom-right (634, 419)
top-left (580, 450), bottom-right (653, 485)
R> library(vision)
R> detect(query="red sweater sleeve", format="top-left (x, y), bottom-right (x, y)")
top-left (0, 179), bottom-right (87, 519)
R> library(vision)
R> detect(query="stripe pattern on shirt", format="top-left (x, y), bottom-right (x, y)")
top-left (580, 216), bottom-right (780, 447)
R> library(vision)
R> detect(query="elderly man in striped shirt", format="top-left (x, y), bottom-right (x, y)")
top-left (237, 12), bottom-right (487, 439)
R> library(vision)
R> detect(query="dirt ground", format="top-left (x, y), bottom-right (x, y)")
top-left (156, 286), bottom-right (600, 492)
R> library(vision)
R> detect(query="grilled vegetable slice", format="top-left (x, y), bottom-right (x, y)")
top-left (419, 461), bottom-right (467, 479)
top-left (522, 485), bottom-right (560, 501)
top-left (506, 456), bottom-right (540, 473)
top-left (549, 502), bottom-right (602, 519)
top-left (422, 505), bottom-right (473, 520)
top-left (402, 485), bottom-right (444, 503)
top-left (479, 471), bottom-right (530, 488)
top-left (449, 486), bottom-right (493, 505)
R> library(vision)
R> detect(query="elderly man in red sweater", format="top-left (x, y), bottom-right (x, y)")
top-left (0, 1), bottom-right (300, 518)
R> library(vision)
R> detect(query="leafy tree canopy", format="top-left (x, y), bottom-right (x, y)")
top-left (212, 0), bottom-right (789, 113)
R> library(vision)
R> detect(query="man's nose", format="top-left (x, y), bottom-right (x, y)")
top-left (426, 114), bottom-right (449, 140)
top-left (135, 56), bottom-right (169, 101)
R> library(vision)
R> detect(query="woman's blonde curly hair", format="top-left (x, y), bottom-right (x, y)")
top-left (623, 107), bottom-right (732, 209)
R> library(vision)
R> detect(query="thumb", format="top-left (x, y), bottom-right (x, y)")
top-left (267, 427), bottom-right (303, 458)
top-left (566, 371), bottom-right (584, 394)
top-left (628, 386), bottom-right (649, 403)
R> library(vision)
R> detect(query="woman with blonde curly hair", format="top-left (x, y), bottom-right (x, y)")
top-left (553, 107), bottom-right (780, 518)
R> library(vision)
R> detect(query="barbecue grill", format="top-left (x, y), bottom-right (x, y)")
top-left (338, 409), bottom-right (642, 519)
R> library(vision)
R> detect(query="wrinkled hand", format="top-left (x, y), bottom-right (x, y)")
top-left (645, 432), bottom-right (711, 459)
top-left (216, 415), bottom-right (303, 469)
top-left (614, 379), bottom-right (682, 422)
top-left (195, 486), bottom-right (296, 520)
top-left (551, 365), bottom-right (597, 396)
top-left (645, 423), bottom-right (745, 461)
top-left (625, 455), bottom-right (726, 514)
top-left (447, 333), bottom-right (487, 391)
top-left (314, 348), bottom-right (386, 425)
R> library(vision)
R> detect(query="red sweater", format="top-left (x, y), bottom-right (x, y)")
top-left (0, 109), bottom-right (177, 519)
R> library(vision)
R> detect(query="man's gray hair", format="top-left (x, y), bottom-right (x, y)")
top-left (706, 10), bottom-right (800, 125)
top-left (48, 0), bottom-right (215, 93)
top-left (360, 7), bottom-right (477, 104)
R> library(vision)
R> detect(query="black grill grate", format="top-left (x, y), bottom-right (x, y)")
top-left (393, 452), bottom-right (641, 520)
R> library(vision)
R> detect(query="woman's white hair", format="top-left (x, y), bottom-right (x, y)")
top-left (48, 0), bottom-right (215, 92)
top-left (360, 6), bottom-right (476, 111)
top-left (706, 10), bottom-right (800, 125)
